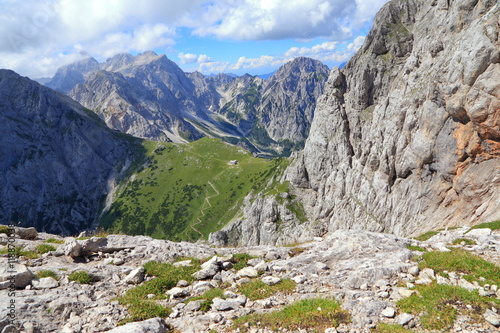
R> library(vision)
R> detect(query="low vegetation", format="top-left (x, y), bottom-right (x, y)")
top-left (233, 298), bottom-right (350, 332)
top-left (232, 253), bottom-right (257, 271)
top-left (450, 238), bottom-right (476, 246)
top-left (36, 270), bottom-right (58, 280)
top-left (238, 279), bottom-right (296, 301)
top-left (0, 225), bottom-right (10, 234)
top-left (101, 138), bottom-right (290, 242)
top-left (44, 238), bottom-right (64, 244)
top-left (186, 288), bottom-right (225, 312)
top-left (418, 248), bottom-right (500, 286)
top-left (467, 220), bottom-right (500, 232)
top-left (68, 271), bottom-right (93, 284)
top-left (36, 244), bottom-right (57, 254)
top-left (406, 244), bottom-right (426, 252)
top-left (118, 260), bottom-right (201, 323)
top-left (413, 230), bottom-right (438, 241)
top-left (398, 283), bottom-right (500, 330)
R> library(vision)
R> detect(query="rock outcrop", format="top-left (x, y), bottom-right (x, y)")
top-left (283, 0), bottom-right (500, 237)
top-left (0, 70), bottom-right (141, 234)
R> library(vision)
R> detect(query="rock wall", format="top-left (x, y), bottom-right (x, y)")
top-left (286, 0), bottom-right (500, 237)
top-left (0, 70), bottom-right (141, 234)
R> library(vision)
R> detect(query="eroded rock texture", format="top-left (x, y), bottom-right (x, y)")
top-left (286, 0), bottom-right (500, 237)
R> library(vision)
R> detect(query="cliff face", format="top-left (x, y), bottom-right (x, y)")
top-left (0, 70), bottom-right (141, 234)
top-left (286, 0), bottom-right (500, 236)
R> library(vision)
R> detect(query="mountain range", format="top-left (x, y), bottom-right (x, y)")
top-left (47, 53), bottom-right (329, 157)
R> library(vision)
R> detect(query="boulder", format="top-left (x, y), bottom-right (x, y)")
top-left (236, 267), bottom-right (258, 278)
top-left (0, 262), bottom-right (35, 288)
top-left (14, 227), bottom-right (37, 240)
top-left (261, 276), bottom-right (281, 286)
top-left (32, 277), bottom-right (59, 289)
top-left (62, 238), bottom-right (82, 258)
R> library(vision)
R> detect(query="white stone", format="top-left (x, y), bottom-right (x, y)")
top-left (166, 287), bottom-right (190, 298)
top-left (32, 277), bottom-right (59, 289)
top-left (396, 313), bottom-right (414, 326)
top-left (0, 261), bottom-right (35, 288)
top-left (292, 275), bottom-right (307, 284)
top-left (124, 267), bottom-right (145, 284)
top-left (381, 307), bottom-right (396, 318)
top-left (261, 276), bottom-right (281, 286)
top-left (237, 267), bottom-right (258, 278)
top-left (483, 309), bottom-right (500, 327)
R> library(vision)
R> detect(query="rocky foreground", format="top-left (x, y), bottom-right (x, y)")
top-left (0, 227), bottom-right (499, 333)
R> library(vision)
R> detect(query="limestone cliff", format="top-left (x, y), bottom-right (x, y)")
top-left (212, 0), bottom-right (499, 245)
top-left (286, 0), bottom-right (500, 237)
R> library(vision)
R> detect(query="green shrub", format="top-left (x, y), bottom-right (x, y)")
top-left (36, 270), bottom-right (58, 280)
top-left (36, 244), bottom-right (57, 254)
top-left (373, 323), bottom-right (412, 333)
top-left (238, 279), bottom-right (296, 301)
top-left (0, 225), bottom-right (10, 234)
top-left (68, 271), bottom-right (93, 284)
top-left (233, 298), bottom-right (350, 332)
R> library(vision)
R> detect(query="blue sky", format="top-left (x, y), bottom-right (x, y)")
top-left (0, 0), bottom-right (388, 78)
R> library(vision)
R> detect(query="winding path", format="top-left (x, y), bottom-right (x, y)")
top-left (190, 181), bottom-right (220, 239)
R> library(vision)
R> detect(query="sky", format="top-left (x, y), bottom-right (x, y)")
top-left (0, 0), bottom-right (389, 79)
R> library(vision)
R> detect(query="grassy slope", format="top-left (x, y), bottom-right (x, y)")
top-left (100, 138), bottom-right (288, 241)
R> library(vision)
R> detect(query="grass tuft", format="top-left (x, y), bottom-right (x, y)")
top-left (406, 245), bottom-right (426, 252)
top-left (36, 244), bottom-right (57, 254)
top-left (467, 220), bottom-right (500, 232)
top-left (450, 238), bottom-right (477, 246)
top-left (414, 230), bottom-right (438, 241)
top-left (397, 283), bottom-right (500, 330)
top-left (44, 238), bottom-right (64, 244)
top-left (233, 298), bottom-right (350, 332)
top-left (36, 270), bottom-right (58, 280)
top-left (373, 323), bottom-right (412, 333)
top-left (238, 279), bottom-right (296, 301)
top-left (68, 271), bottom-right (93, 284)
top-left (187, 288), bottom-right (225, 312)
top-left (232, 253), bottom-right (257, 271)
top-left (419, 248), bottom-right (500, 286)
top-left (118, 260), bottom-right (201, 322)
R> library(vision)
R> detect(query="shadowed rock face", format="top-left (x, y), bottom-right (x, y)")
top-left (212, 0), bottom-right (500, 246)
top-left (0, 70), bottom-right (141, 234)
top-left (286, 0), bottom-right (500, 236)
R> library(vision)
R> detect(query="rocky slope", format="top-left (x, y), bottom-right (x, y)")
top-left (1, 226), bottom-right (499, 332)
top-left (216, 0), bottom-right (499, 245)
top-left (0, 70), bottom-right (142, 234)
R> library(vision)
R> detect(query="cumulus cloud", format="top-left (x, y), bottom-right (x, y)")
top-left (193, 0), bottom-right (381, 41)
top-left (178, 52), bottom-right (212, 64)
top-left (0, 0), bottom-right (386, 77)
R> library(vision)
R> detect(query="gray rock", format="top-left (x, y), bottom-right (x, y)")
top-left (236, 267), bottom-right (258, 278)
top-left (31, 277), bottom-right (59, 289)
top-left (381, 307), bottom-right (396, 318)
top-left (211, 296), bottom-right (246, 311)
top-left (261, 276), bottom-right (281, 286)
top-left (184, 300), bottom-right (203, 312)
top-left (14, 227), bottom-right (37, 240)
top-left (0, 262), bottom-right (35, 288)
top-left (124, 267), bottom-right (145, 284)
top-left (166, 287), bottom-right (189, 298)
top-left (105, 318), bottom-right (170, 332)
top-left (62, 238), bottom-right (82, 258)
top-left (396, 313), bottom-right (414, 326)
top-left (483, 309), bottom-right (500, 327)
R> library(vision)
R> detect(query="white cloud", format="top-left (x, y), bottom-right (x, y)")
top-left (178, 52), bottom-right (212, 64)
top-left (193, 0), bottom-right (382, 41)
top-left (0, 0), bottom-right (386, 78)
